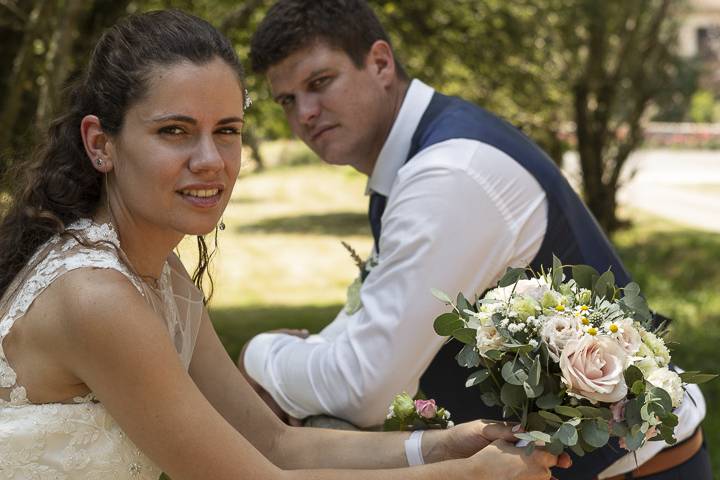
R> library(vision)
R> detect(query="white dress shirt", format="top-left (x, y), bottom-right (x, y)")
top-left (244, 80), bottom-right (704, 476)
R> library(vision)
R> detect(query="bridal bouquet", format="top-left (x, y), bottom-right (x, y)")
top-left (433, 257), bottom-right (716, 456)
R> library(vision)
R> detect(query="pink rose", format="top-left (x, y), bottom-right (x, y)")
top-left (414, 399), bottom-right (437, 419)
top-left (559, 335), bottom-right (628, 403)
top-left (540, 314), bottom-right (583, 361)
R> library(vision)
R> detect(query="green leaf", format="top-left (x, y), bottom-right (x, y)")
top-left (623, 282), bottom-right (641, 298)
top-left (538, 410), bottom-right (563, 424)
top-left (501, 361), bottom-right (528, 386)
top-left (481, 391), bottom-right (501, 407)
top-left (546, 438), bottom-right (564, 455)
top-left (624, 397), bottom-right (643, 425)
top-left (621, 295), bottom-right (651, 321)
top-left (500, 383), bottom-right (527, 408)
top-left (484, 349), bottom-right (504, 361)
top-left (536, 393), bottom-right (563, 410)
top-left (679, 372), bottom-right (719, 384)
top-left (647, 386), bottom-right (673, 415)
top-left (569, 443), bottom-right (586, 457)
top-left (631, 380), bottom-right (646, 396)
top-left (498, 267), bottom-right (528, 287)
top-left (515, 430), bottom-right (553, 444)
top-left (523, 380), bottom-right (544, 398)
top-left (455, 344), bottom-right (481, 368)
top-left (431, 288), bottom-right (453, 304)
top-left (554, 405), bottom-right (582, 418)
top-left (526, 412), bottom-right (547, 431)
top-left (593, 270), bottom-right (615, 299)
top-left (624, 365), bottom-right (644, 388)
top-left (451, 328), bottom-right (477, 345)
top-left (576, 406), bottom-right (609, 419)
top-left (572, 265), bottom-right (600, 290)
top-left (611, 422), bottom-right (628, 437)
top-left (661, 413), bottom-right (679, 428)
top-left (624, 429), bottom-right (645, 451)
top-left (434, 313), bottom-right (464, 336)
top-left (551, 255), bottom-right (563, 289)
top-left (556, 422), bottom-right (578, 446)
top-left (465, 369), bottom-right (490, 388)
top-left (456, 292), bottom-right (471, 312)
top-left (529, 356), bottom-right (541, 386)
top-left (580, 419), bottom-right (610, 448)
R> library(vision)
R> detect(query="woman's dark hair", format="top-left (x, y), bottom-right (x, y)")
top-left (250, 0), bottom-right (407, 79)
top-left (0, 9), bottom-right (244, 303)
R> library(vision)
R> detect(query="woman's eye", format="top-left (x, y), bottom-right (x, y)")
top-left (158, 125), bottom-right (186, 136)
top-left (217, 127), bottom-right (242, 136)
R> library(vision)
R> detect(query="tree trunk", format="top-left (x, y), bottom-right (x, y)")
top-left (35, 0), bottom-right (85, 130)
top-left (0, 0), bottom-right (53, 158)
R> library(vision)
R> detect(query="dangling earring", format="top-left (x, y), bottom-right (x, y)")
top-left (218, 218), bottom-right (226, 231)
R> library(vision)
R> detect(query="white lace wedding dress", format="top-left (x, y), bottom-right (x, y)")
top-left (0, 219), bottom-right (204, 479)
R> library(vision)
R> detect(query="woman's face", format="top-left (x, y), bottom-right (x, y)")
top-left (107, 58), bottom-right (244, 238)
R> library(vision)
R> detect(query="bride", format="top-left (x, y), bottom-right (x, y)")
top-left (0, 10), bottom-right (568, 480)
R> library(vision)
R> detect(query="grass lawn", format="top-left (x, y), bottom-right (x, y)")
top-left (182, 158), bottom-right (719, 475)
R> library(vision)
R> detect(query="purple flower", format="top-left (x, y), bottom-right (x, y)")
top-left (415, 399), bottom-right (437, 419)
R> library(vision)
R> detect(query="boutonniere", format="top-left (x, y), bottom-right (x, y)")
top-left (342, 241), bottom-right (377, 314)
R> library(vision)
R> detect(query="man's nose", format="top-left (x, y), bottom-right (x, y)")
top-left (297, 94), bottom-right (321, 126)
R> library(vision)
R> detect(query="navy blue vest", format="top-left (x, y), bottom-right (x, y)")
top-left (370, 92), bottom-right (632, 478)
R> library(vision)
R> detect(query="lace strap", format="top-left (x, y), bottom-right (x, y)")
top-left (0, 221), bottom-right (143, 394)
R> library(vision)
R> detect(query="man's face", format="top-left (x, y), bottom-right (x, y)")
top-left (267, 42), bottom-right (395, 174)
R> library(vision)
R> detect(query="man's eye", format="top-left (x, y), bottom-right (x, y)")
top-left (309, 76), bottom-right (330, 89)
top-left (159, 126), bottom-right (185, 135)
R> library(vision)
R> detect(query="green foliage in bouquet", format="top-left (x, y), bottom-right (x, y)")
top-left (383, 393), bottom-right (453, 431)
top-left (433, 255), bottom-right (717, 456)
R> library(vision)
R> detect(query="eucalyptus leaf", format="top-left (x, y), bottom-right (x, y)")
top-left (571, 265), bottom-right (599, 290)
top-left (451, 328), bottom-right (477, 345)
top-left (546, 439), bottom-right (564, 455)
top-left (623, 282), bottom-right (641, 298)
top-left (679, 372), bottom-right (719, 384)
top-left (556, 422), bottom-right (578, 446)
top-left (456, 293), bottom-right (471, 313)
top-left (576, 406), bottom-right (608, 419)
top-left (554, 405), bottom-right (582, 418)
top-left (523, 380), bottom-right (544, 398)
top-left (569, 443), bottom-right (586, 457)
top-left (594, 270), bottom-right (615, 300)
top-left (500, 383), bottom-right (527, 408)
top-left (481, 391), bottom-right (501, 407)
top-left (624, 397), bottom-right (643, 425)
top-left (455, 344), bottom-right (481, 368)
top-left (484, 349), bottom-right (504, 361)
top-left (501, 361), bottom-right (528, 386)
top-left (529, 356), bottom-right (541, 386)
top-left (631, 380), bottom-right (645, 396)
top-left (580, 419), bottom-right (610, 448)
top-left (624, 365), bottom-right (644, 387)
top-left (465, 369), bottom-right (490, 388)
top-left (536, 393), bottom-right (562, 410)
top-left (526, 412), bottom-right (547, 431)
top-left (515, 431), bottom-right (553, 444)
top-left (551, 255), bottom-right (563, 289)
top-left (498, 267), bottom-right (528, 288)
top-left (434, 313), bottom-right (464, 336)
top-left (431, 288), bottom-right (453, 304)
top-left (538, 410), bottom-right (563, 424)
top-left (624, 429), bottom-right (645, 451)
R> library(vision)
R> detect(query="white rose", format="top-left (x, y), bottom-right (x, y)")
top-left (559, 335), bottom-right (628, 403)
top-left (475, 321), bottom-right (505, 357)
top-left (486, 279), bottom-right (550, 303)
top-left (647, 367), bottom-right (684, 408)
top-left (541, 314), bottom-right (583, 361)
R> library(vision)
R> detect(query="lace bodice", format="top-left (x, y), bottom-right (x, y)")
top-left (0, 219), bottom-right (205, 479)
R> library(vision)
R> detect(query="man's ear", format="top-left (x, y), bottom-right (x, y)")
top-left (80, 115), bottom-right (114, 173)
top-left (366, 40), bottom-right (397, 87)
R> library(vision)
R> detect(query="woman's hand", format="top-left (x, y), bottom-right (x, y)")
top-left (427, 419), bottom-right (518, 461)
top-left (468, 439), bottom-right (568, 480)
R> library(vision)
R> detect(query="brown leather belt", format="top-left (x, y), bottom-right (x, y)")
top-left (600, 428), bottom-right (703, 480)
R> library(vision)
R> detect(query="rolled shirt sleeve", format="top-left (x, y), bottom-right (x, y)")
top-left (243, 140), bottom-right (547, 426)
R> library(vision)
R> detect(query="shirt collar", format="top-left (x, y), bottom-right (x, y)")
top-left (366, 79), bottom-right (435, 196)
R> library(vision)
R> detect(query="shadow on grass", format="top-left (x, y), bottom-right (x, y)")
top-left (235, 212), bottom-right (369, 236)
top-left (209, 304), bottom-right (342, 360)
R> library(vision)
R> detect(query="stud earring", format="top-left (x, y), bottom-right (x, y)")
top-left (95, 157), bottom-right (103, 167)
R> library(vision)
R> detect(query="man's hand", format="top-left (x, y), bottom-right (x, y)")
top-left (237, 329), bottom-right (310, 425)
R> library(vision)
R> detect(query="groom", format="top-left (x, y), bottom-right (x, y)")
top-left (239, 1), bottom-right (709, 479)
